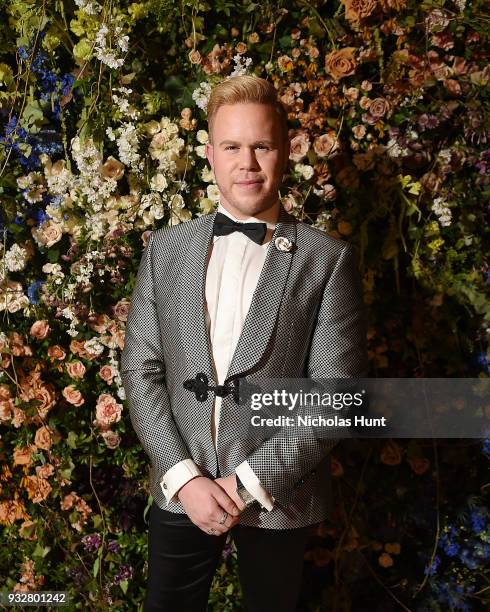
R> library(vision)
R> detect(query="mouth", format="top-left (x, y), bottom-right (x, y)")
top-left (235, 180), bottom-right (263, 189)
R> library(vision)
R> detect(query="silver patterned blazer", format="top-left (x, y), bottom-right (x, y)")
top-left (120, 204), bottom-right (368, 529)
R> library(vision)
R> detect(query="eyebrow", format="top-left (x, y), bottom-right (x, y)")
top-left (218, 139), bottom-right (275, 146)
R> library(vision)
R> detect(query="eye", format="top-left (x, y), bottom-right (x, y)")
top-left (225, 145), bottom-right (237, 150)
top-left (256, 145), bottom-right (270, 150)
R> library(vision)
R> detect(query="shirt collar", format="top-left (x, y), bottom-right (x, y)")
top-left (217, 202), bottom-right (277, 230)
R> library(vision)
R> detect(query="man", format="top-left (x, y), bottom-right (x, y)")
top-left (121, 75), bottom-right (367, 612)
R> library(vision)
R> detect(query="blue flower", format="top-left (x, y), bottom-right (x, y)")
top-left (27, 280), bottom-right (44, 305)
top-left (424, 554), bottom-right (441, 576)
top-left (469, 508), bottom-right (487, 534)
top-left (482, 438), bottom-right (490, 455)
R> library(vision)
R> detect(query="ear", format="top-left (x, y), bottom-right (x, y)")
top-left (205, 142), bottom-right (214, 169)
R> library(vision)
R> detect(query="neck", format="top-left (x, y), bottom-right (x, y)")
top-left (219, 199), bottom-right (280, 224)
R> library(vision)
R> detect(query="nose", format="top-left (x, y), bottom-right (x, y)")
top-left (239, 147), bottom-right (260, 171)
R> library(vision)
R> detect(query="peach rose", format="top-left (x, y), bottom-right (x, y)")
top-left (341, 0), bottom-right (377, 24)
top-left (47, 345), bottom-right (66, 360)
top-left (0, 398), bottom-right (13, 422)
top-left (100, 156), bottom-right (125, 181)
top-left (313, 133), bottom-right (340, 158)
top-left (66, 360), bottom-right (86, 379)
top-left (34, 426), bottom-right (53, 450)
top-left (0, 384), bottom-right (11, 400)
top-left (369, 97), bottom-right (390, 119)
top-left (235, 42), bottom-right (247, 54)
top-left (95, 394), bottom-right (123, 429)
top-left (26, 475), bottom-right (52, 503)
top-left (36, 464), bottom-right (55, 479)
top-left (12, 407), bottom-right (26, 428)
top-left (101, 430), bottom-right (121, 449)
top-left (99, 365), bottom-right (115, 385)
top-left (13, 445), bottom-right (37, 466)
top-left (188, 49), bottom-right (202, 65)
top-left (34, 384), bottom-right (56, 419)
top-left (378, 552), bottom-right (394, 568)
top-left (31, 219), bottom-right (63, 247)
top-left (113, 298), bottom-right (131, 322)
top-left (407, 456), bottom-right (430, 475)
top-left (62, 385), bottom-right (85, 407)
top-left (30, 320), bottom-right (50, 340)
top-left (384, 542), bottom-right (401, 555)
top-left (0, 500), bottom-right (28, 525)
top-left (289, 132), bottom-right (310, 162)
top-left (380, 440), bottom-right (402, 465)
top-left (325, 48), bottom-right (357, 81)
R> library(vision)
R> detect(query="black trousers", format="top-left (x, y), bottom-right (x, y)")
top-left (144, 501), bottom-right (310, 612)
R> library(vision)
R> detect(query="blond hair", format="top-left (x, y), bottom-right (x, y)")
top-left (206, 75), bottom-right (288, 144)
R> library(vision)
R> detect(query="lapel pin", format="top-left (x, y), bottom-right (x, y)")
top-left (274, 236), bottom-right (294, 252)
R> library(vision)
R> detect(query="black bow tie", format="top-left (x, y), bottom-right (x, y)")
top-left (213, 211), bottom-right (268, 245)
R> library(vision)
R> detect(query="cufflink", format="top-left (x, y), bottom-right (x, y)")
top-left (162, 482), bottom-right (167, 489)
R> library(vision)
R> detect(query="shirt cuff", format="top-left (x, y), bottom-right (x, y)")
top-left (235, 460), bottom-right (275, 512)
top-left (160, 459), bottom-right (203, 506)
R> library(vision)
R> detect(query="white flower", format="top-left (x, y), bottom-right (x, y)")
top-left (201, 166), bottom-right (215, 183)
top-left (4, 243), bottom-right (27, 272)
top-left (432, 197), bottom-right (452, 227)
top-left (274, 236), bottom-right (294, 252)
top-left (150, 173), bottom-right (168, 192)
top-left (74, 0), bottom-right (102, 14)
top-left (228, 54), bottom-right (253, 78)
top-left (294, 163), bottom-right (314, 180)
top-left (169, 193), bottom-right (185, 209)
top-left (206, 184), bottom-right (220, 202)
top-left (195, 144), bottom-right (207, 158)
top-left (196, 130), bottom-right (209, 144)
top-left (192, 82), bottom-right (212, 111)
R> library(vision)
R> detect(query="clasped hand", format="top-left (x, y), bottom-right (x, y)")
top-left (177, 473), bottom-right (247, 535)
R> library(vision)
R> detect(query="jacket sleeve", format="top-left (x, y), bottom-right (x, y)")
top-left (244, 243), bottom-right (368, 508)
top-left (120, 232), bottom-right (194, 477)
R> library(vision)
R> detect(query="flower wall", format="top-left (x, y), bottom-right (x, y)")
top-left (0, 0), bottom-right (488, 609)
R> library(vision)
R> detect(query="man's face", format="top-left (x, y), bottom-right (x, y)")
top-left (205, 103), bottom-right (290, 219)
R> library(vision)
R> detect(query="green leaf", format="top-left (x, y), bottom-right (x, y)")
top-left (119, 579), bottom-right (128, 594)
top-left (93, 555), bottom-right (100, 578)
top-left (66, 431), bottom-right (78, 449)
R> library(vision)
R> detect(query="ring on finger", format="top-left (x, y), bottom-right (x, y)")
top-left (208, 527), bottom-right (216, 535)
top-left (218, 511), bottom-right (228, 525)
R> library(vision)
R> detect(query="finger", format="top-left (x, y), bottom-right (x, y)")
top-left (211, 488), bottom-right (241, 516)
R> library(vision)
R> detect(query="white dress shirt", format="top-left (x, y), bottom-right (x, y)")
top-left (160, 202), bottom-right (278, 511)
